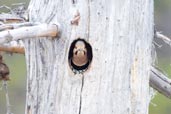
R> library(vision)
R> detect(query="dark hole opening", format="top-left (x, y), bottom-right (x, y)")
top-left (68, 38), bottom-right (93, 74)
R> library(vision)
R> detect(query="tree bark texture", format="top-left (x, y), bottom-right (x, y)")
top-left (24, 0), bottom-right (154, 114)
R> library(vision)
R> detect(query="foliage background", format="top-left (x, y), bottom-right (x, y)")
top-left (0, 0), bottom-right (171, 114)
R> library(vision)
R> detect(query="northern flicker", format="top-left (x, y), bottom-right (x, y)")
top-left (68, 38), bottom-right (93, 74)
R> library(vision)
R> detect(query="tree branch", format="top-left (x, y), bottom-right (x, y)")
top-left (155, 32), bottom-right (171, 47)
top-left (0, 45), bottom-right (24, 54)
top-left (150, 66), bottom-right (171, 98)
top-left (0, 13), bottom-right (25, 23)
top-left (0, 22), bottom-right (35, 31)
top-left (0, 23), bottom-right (60, 44)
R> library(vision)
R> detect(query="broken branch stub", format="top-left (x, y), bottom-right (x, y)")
top-left (0, 45), bottom-right (24, 54)
top-left (0, 23), bottom-right (59, 44)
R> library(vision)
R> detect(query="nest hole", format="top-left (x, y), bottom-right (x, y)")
top-left (68, 38), bottom-right (93, 74)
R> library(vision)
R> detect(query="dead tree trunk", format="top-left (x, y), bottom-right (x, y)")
top-left (24, 0), bottom-right (154, 114)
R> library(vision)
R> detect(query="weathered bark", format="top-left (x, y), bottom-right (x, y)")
top-left (155, 32), bottom-right (171, 47)
top-left (150, 66), bottom-right (171, 98)
top-left (0, 24), bottom-right (58, 44)
top-left (0, 45), bottom-right (24, 54)
top-left (24, 0), bottom-right (153, 114)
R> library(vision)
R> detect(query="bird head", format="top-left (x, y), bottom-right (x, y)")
top-left (68, 38), bottom-right (93, 73)
top-left (73, 40), bottom-right (87, 58)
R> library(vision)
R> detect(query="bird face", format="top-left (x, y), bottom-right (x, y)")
top-left (73, 41), bottom-right (87, 57)
top-left (68, 38), bottom-right (93, 74)
top-left (72, 40), bottom-right (88, 67)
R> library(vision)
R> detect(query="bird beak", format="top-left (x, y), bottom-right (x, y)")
top-left (75, 49), bottom-right (85, 55)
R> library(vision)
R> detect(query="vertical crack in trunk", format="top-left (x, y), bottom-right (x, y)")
top-left (87, 0), bottom-right (90, 40)
top-left (79, 75), bottom-right (84, 114)
top-left (72, 0), bottom-right (77, 4)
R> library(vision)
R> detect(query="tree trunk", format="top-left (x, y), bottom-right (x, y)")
top-left (24, 0), bottom-right (154, 114)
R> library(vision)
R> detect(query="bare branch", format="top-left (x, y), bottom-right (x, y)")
top-left (0, 23), bottom-right (60, 44)
top-left (11, 3), bottom-right (26, 6)
top-left (0, 3), bottom-right (28, 22)
top-left (150, 66), bottom-right (171, 98)
top-left (0, 22), bottom-right (36, 31)
top-left (0, 45), bottom-right (24, 54)
top-left (0, 5), bottom-right (12, 12)
top-left (0, 13), bottom-right (25, 23)
top-left (152, 31), bottom-right (171, 98)
top-left (155, 32), bottom-right (171, 47)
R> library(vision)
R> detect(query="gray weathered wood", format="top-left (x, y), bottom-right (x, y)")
top-left (0, 45), bottom-right (24, 54)
top-left (0, 24), bottom-right (59, 44)
top-left (150, 66), bottom-right (171, 98)
top-left (0, 22), bottom-right (35, 31)
top-left (0, 13), bottom-right (24, 23)
top-left (24, 0), bottom-right (154, 114)
top-left (155, 32), bottom-right (171, 47)
top-left (1, 42), bottom-right (171, 99)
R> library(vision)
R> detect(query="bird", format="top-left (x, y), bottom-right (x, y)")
top-left (0, 54), bottom-right (12, 114)
top-left (68, 38), bottom-right (93, 74)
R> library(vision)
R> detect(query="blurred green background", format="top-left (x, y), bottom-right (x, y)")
top-left (0, 0), bottom-right (171, 114)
